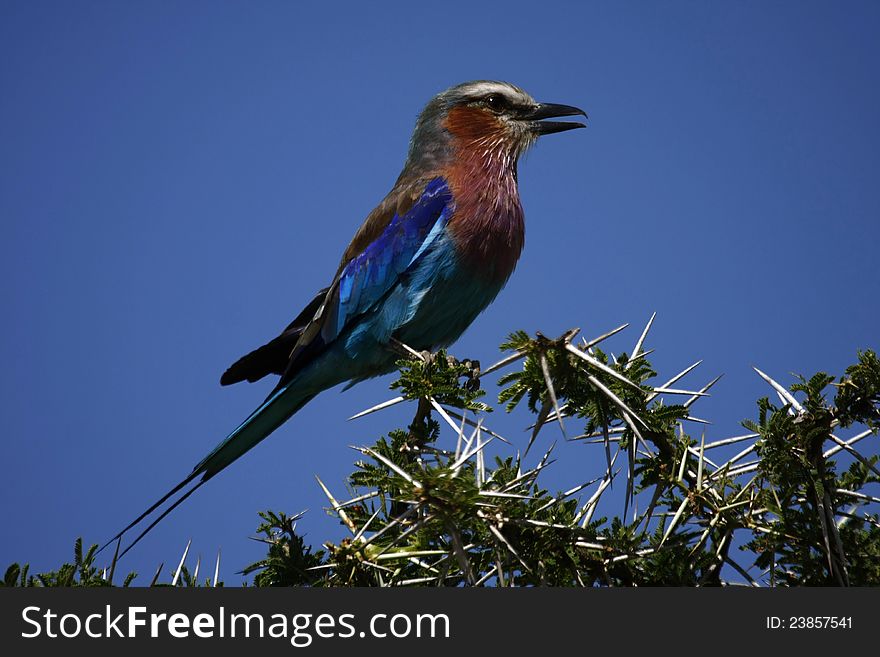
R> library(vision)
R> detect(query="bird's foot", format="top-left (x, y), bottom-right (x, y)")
top-left (445, 355), bottom-right (481, 392)
top-left (388, 338), bottom-right (482, 390)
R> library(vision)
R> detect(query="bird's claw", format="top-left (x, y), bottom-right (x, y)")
top-left (455, 357), bottom-right (481, 391)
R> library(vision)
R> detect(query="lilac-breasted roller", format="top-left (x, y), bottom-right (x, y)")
top-left (109, 81), bottom-right (586, 555)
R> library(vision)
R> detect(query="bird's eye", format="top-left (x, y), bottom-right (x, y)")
top-left (484, 94), bottom-right (508, 111)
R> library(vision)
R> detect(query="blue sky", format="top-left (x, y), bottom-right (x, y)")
top-left (2, 1), bottom-right (878, 583)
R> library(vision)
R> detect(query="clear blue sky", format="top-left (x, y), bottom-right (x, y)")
top-left (2, 1), bottom-right (878, 583)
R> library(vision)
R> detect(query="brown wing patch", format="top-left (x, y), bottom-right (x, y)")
top-left (336, 181), bottom-right (425, 275)
top-left (272, 180), bottom-right (429, 390)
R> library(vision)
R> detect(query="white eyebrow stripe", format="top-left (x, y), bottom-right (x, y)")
top-left (466, 82), bottom-right (514, 96)
top-left (457, 81), bottom-right (533, 105)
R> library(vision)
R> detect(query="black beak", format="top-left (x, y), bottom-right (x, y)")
top-left (521, 102), bottom-right (588, 135)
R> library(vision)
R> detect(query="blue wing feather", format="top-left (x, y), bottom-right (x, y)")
top-left (106, 177), bottom-right (470, 556)
top-left (190, 178), bottom-right (454, 484)
top-left (331, 177), bottom-right (453, 338)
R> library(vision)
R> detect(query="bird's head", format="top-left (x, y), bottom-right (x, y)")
top-left (404, 80), bottom-right (587, 176)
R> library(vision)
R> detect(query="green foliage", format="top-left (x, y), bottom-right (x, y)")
top-left (743, 357), bottom-right (880, 585)
top-left (7, 331), bottom-right (878, 586)
top-left (240, 511), bottom-right (325, 586)
top-left (241, 329), bottom-right (878, 586)
top-left (392, 349), bottom-right (489, 413)
top-left (835, 349), bottom-right (880, 429)
top-left (2, 538), bottom-right (136, 587)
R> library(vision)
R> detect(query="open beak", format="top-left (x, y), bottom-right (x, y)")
top-left (521, 102), bottom-right (588, 135)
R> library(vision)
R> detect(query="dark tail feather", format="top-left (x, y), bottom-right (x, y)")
top-left (102, 378), bottom-right (315, 560)
top-left (98, 470), bottom-right (201, 555)
top-left (220, 332), bottom-right (301, 385)
top-left (117, 478), bottom-right (209, 561)
top-left (220, 287), bottom-right (329, 386)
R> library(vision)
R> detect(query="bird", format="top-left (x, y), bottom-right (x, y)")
top-left (106, 80), bottom-right (586, 557)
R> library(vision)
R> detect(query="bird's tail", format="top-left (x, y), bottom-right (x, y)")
top-left (101, 382), bottom-right (316, 559)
